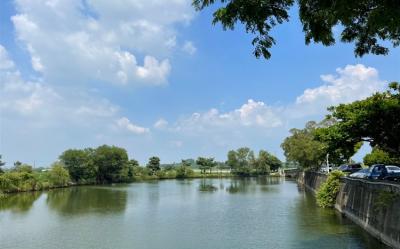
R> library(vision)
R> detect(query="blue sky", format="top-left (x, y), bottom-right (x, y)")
top-left (0, 0), bottom-right (399, 167)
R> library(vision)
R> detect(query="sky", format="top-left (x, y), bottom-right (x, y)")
top-left (0, 0), bottom-right (399, 167)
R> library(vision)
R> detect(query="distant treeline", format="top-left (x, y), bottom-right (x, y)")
top-left (0, 146), bottom-right (282, 194)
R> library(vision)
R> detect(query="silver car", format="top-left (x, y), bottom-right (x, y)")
top-left (349, 168), bottom-right (369, 178)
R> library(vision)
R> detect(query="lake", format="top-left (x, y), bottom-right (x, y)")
top-left (0, 177), bottom-right (390, 249)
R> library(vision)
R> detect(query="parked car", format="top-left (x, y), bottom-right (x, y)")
top-left (367, 164), bottom-right (400, 181)
top-left (337, 163), bottom-right (363, 174)
top-left (349, 168), bottom-right (369, 179)
top-left (386, 165), bottom-right (400, 174)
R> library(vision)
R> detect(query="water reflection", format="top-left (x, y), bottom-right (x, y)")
top-left (46, 186), bottom-right (127, 216)
top-left (0, 192), bottom-right (41, 214)
top-left (292, 190), bottom-right (389, 249)
top-left (226, 176), bottom-right (282, 193)
top-left (198, 179), bottom-right (217, 192)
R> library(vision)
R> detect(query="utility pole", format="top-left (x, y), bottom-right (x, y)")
top-left (326, 153), bottom-right (330, 172)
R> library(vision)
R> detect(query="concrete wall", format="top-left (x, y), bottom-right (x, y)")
top-left (297, 171), bottom-right (327, 194)
top-left (336, 178), bottom-right (400, 249)
top-left (299, 171), bottom-right (400, 249)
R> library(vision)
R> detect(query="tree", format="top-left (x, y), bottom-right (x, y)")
top-left (226, 147), bottom-right (256, 176)
top-left (147, 156), bottom-right (161, 175)
top-left (176, 160), bottom-right (194, 178)
top-left (196, 157), bottom-right (217, 174)
top-left (257, 150), bottom-right (271, 175)
top-left (49, 162), bottom-right (70, 187)
top-left (320, 83), bottom-right (400, 160)
top-left (93, 145), bottom-right (129, 183)
top-left (0, 155), bottom-right (5, 173)
top-left (281, 121), bottom-right (326, 169)
top-left (364, 148), bottom-right (397, 166)
top-left (193, 0), bottom-right (400, 59)
top-left (59, 148), bottom-right (97, 183)
top-left (226, 150), bottom-right (239, 170)
top-left (13, 163), bottom-right (33, 173)
top-left (14, 161), bottom-right (22, 167)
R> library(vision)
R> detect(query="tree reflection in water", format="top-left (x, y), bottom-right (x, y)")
top-left (226, 177), bottom-right (283, 193)
top-left (46, 186), bottom-right (127, 216)
top-left (0, 192), bottom-right (41, 214)
top-left (198, 179), bottom-right (217, 192)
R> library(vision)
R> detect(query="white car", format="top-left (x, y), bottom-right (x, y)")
top-left (386, 165), bottom-right (400, 173)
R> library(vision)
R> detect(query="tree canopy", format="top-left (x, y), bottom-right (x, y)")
top-left (318, 82), bottom-right (400, 160)
top-left (282, 83), bottom-right (400, 167)
top-left (227, 147), bottom-right (282, 175)
top-left (196, 157), bottom-right (217, 174)
top-left (147, 156), bottom-right (161, 175)
top-left (281, 121), bottom-right (326, 169)
top-left (193, 0), bottom-right (400, 59)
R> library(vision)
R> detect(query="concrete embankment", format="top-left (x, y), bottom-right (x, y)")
top-left (298, 171), bottom-right (400, 249)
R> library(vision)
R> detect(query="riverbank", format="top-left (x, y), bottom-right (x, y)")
top-left (0, 170), bottom-right (285, 196)
top-left (0, 171), bottom-right (230, 195)
top-left (298, 171), bottom-right (400, 249)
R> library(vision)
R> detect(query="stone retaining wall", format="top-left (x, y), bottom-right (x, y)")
top-left (299, 171), bottom-right (400, 249)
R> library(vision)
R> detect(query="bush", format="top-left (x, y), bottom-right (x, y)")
top-left (49, 162), bottom-right (70, 187)
top-left (316, 170), bottom-right (345, 208)
top-left (176, 166), bottom-right (194, 178)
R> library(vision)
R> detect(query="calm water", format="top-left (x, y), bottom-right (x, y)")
top-left (0, 178), bottom-right (390, 249)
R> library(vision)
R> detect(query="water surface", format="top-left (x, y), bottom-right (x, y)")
top-left (0, 177), bottom-right (390, 249)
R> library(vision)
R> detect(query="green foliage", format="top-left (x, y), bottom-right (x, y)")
top-left (59, 149), bottom-right (96, 183)
top-left (0, 155), bottom-right (5, 174)
top-left (196, 157), bottom-right (217, 174)
top-left (176, 160), bottom-right (194, 178)
top-left (364, 148), bottom-right (397, 166)
top-left (147, 156), bottom-right (161, 175)
top-left (0, 168), bottom-right (53, 193)
top-left (316, 171), bottom-right (345, 208)
top-left (321, 83), bottom-right (400, 160)
top-left (13, 163), bottom-right (33, 173)
top-left (281, 121), bottom-right (326, 169)
top-left (227, 148), bottom-right (282, 175)
top-left (48, 162), bottom-right (70, 187)
top-left (193, 0), bottom-right (400, 59)
top-left (93, 145), bottom-right (129, 183)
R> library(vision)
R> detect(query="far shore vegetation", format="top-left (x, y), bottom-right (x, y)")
top-left (0, 147), bottom-right (282, 195)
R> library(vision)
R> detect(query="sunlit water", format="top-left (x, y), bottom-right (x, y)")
top-left (0, 177), bottom-right (390, 249)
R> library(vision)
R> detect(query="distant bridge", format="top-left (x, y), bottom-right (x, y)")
top-left (283, 168), bottom-right (300, 178)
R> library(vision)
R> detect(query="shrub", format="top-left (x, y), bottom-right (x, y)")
top-left (48, 162), bottom-right (70, 187)
top-left (316, 170), bottom-right (345, 208)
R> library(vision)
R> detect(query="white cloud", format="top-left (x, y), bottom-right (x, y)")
top-left (154, 118), bottom-right (168, 129)
top-left (182, 41), bottom-right (197, 55)
top-left (161, 64), bottom-right (386, 159)
top-left (0, 45), bottom-right (15, 70)
top-left (175, 99), bottom-right (283, 133)
top-left (116, 117), bottom-right (150, 135)
top-left (11, 0), bottom-right (194, 86)
top-left (293, 64), bottom-right (385, 116)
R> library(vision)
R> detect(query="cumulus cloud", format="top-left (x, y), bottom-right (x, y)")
top-left (164, 64), bottom-right (386, 153)
top-left (174, 99), bottom-right (283, 133)
top-left (11, 0), bottom-right (194, 86)
top-left (182, 41), bottom-right (197, 55)
top-left (293, 64), bottom-right (385, 116)
top-left (116, 117), bottom-right (149, 134)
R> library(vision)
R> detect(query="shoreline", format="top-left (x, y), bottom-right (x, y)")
top-left (0, 173), bottom-right (284, 196)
